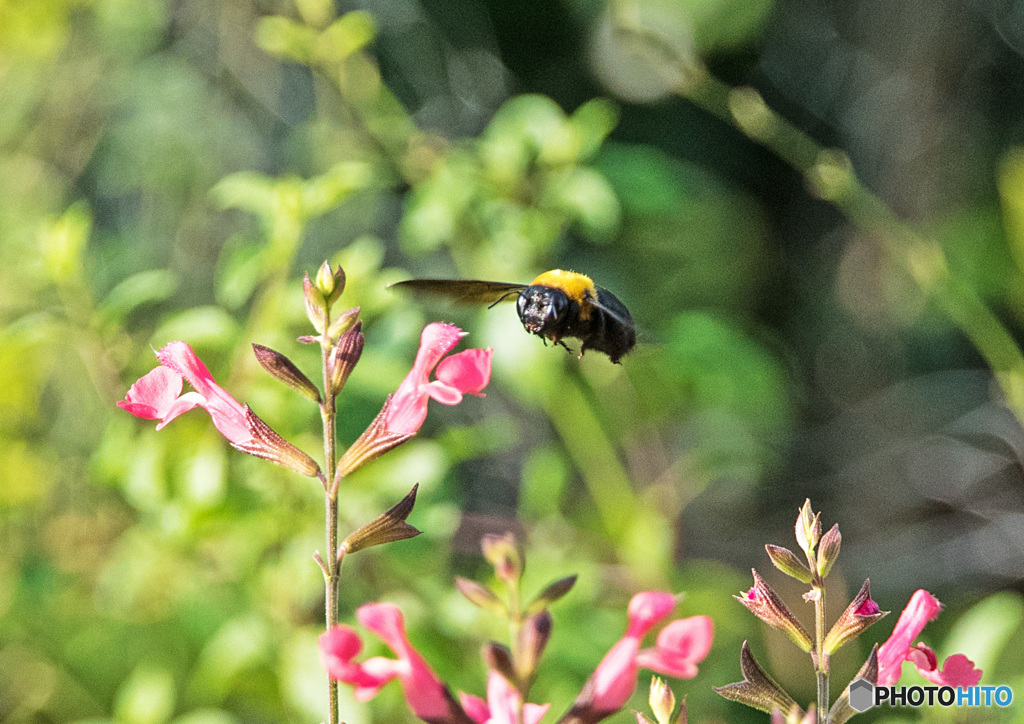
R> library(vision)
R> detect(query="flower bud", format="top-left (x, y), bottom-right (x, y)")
top-left (714, 641), bottom-right (800, 715)
top-left (649, 677), bottom-right (676, 724)
top-left (330, 321), bottom-right (363, 394)
top-left (252, 343), bottom-right (321, 403)
top-left (482, 642), bottom-right (519, 688)
top-left (328, 305), bottom-right (361, 339)
top-left (822, 580), bottom-right (888, 655)
top-left (525, 575), bottom-right (577, 615)
top-left (232, 406), bottom-right (321, 477)
top-left (795, 705), bottom-right (816, 724)
top-left (765, 545), bottom-right (812, 584)
top-left (315, 260), bottom-right (346, 306)
top-left (454, 577), bottom-right (507, 616)
top-left (736, 570), bottom-right (812, 653)
top-left (515, 610), bottom-right (552, 685)
top-left (816, 524), bottom-right (841, 579)
top-left (341, 484), bottom-right (421, 556)
top-left (303, 272), bottom-right (326, 333)
top-left (482, 533), bottom-right (522, 584)
top-left (795, 499), bottom-right (821, 558)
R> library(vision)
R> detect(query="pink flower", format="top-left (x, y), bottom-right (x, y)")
top-left (319, 625), bottom-right (391, 697)
top-left (119, 341), bottom-right (251, 444)
top-left (586, 592), bottom-right (712, 715)
top-left (319, 603), bottom-right (455, 722)
top-left (636, 616), bottom-right (714, 679)
top-left (876, 590), bottom-right (982, 687)
top-left (386, 323), bottom-right (492, 434)
top-left (459, 671), bottom-right (551, 724)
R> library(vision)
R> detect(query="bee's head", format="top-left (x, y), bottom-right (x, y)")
top-left (517, 285), bottom-right (571, 335)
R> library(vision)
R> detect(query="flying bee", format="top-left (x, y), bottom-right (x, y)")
top-left (391, 269), bottom-right (636, 363)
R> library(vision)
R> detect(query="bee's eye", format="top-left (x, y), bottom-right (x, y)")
top-left (545, 293), bottom-right (567, 324)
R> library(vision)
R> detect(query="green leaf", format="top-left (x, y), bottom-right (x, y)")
top-left (152, 307), bottom-right (239, 350)
top-left (569, 98), bottom-right (619, 160)
top-left (215, 238), bottom-right (267, 310)
top-left (114, 663), bottom-right (175, 724)
top-left (211, 172), bottom-right (277, 217)
top-left (255, 16), bottom-right (317, 63)
top-left (40, 201), bottom-right (91, 285)
top-left (942, 592), bottom-right (1024, 673)
top-left (300, 161), bottom-right (373, 219)
top-left (99, 269), bottom-right (178, 325)
top-left (314, 11), bottom-right (376, 64)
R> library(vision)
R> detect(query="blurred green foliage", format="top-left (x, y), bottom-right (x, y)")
top-left (4, 0), bottom-right (1024, 722)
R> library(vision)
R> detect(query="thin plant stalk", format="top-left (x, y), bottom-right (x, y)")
top-left (321, 305), bottom-right (341, 724)
top-left (814, 583), bottom-right (828, 724)
top-left (681, 70), bottom-right (1024, 420)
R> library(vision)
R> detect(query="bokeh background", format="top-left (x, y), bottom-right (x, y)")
top-left (5, 0), bottom-right (1024, 721)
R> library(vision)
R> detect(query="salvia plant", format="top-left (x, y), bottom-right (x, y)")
top-left (318, 532), bottom-right (714, 724)
top-left (715, 500), bottom-right (983, 724)
top-left (119, 267), bottom-right (985, 724)
top-left (119, 262), bottom-right (493, 724)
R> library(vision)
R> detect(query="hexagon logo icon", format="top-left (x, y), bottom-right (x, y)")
top-left (849, 678), bottom-right (875, 712)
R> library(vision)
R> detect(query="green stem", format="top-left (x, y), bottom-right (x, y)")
top-left (321, 307), bottom-right (340, 724)
top-left (815, 583), bottom-right (828, 724)
top-left (683, 72), bottom-right (1024, 421)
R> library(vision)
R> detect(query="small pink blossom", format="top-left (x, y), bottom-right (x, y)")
top-left (319, 603), bottom-right (454, 721)
top-left (459, 671), bottom-right (550, 724)
top-left (856, 598), bottom-right (881, 616)
top-left (635, 615), bottom-right (714, 679)
top-left (119, 341), bottom-right (251, 444)
top-left (587, 592), bottom-right (712, 715)
top-left (386, 323), bottom-right (493, 434)
top-left (876, 590), bottom-right (982, 687)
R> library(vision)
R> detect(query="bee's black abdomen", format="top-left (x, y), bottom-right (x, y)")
top-left (589, 288), bottom-right (636, 363)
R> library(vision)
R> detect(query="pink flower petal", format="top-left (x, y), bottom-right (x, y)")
top-left (877, 590), bottom-right (942, 686)
top-left (355, 602), bottom-right (452, 721)
top-left (436, 348), bottom-right (493, 396)
top-left (587, 592), bottom-right (681, 715)
top-left (155, 391), bottom-right (205, 429)
top-left (918, 653), bottom-right (983, 687)
top-left (485, 671), bottom-right (521, 724)
top-left (421, 380), bottom-right (466, 405)
top-left (319, 626), bottom-right (365, 681)
top-left (636, 615), bottom-right (714, 679)
top-left (118, 366), bottom-right (184, 419)
top-left (591, 636), bottom-right (642, 713)
top-left (626, 591), bottom-right (678, 637)
top-left (524, 702), bottom-right (551, 724)
top-left (156, 342), bottom-right (250, 443)
top-left (460, 692), bottom-right (491, 724)
top-left (876, 590), bottom-right (982, 688)
top-left (352, 656), bottom-right (402, 701)
top-left (386, 323), bottom-right (492, 435)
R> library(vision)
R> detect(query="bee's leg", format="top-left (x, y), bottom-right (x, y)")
top-left (555, 339), bottom-right (574, 356)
